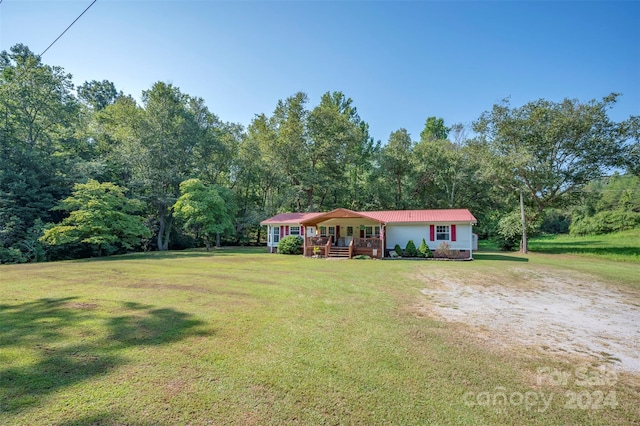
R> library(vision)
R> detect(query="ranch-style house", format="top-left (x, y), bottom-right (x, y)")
top-left (260, 208), bottom-right (478, 259)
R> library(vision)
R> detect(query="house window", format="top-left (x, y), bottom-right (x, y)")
top-left (272, 226), bottom-right (280, 243)
top-left (347, 226), bottom-right (353, 237)
top-left (290, 226), bottom-right (300, 236)
top-left (320, 226), bottom-right (327, 237)
top-left (436, 225), bottom-right (449, 240)
top-left (328, 227), bottom-right (335, 237)
top-left (362, 226), bottom-right (380, 238)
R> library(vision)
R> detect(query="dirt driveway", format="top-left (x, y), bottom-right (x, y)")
top-left (418, 266), bottom-right (640, 372)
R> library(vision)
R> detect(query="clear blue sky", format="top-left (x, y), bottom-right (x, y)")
top-left (1, 0), bottom-right (639, 143)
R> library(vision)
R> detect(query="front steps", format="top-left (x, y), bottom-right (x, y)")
top-left (327, 246), bottom-right (350, 258)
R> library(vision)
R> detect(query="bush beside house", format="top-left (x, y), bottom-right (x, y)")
top-left (404, 240), bottom-right (418, 257)
top-left (277, 236), bottom-right (304, 254)
top-left (418, 238), bottom-right (433, 258)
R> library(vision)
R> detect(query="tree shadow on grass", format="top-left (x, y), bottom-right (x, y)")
top-left (531, 246), bottom-right (640, 258)
top-left (83, 246), bottom-right (266, 262)
top-left (0, 298), bottom-right (207, 414)
top-left (56, 411), bottom-right (159, 426)
top-left (474, 253), bottom-right (529, 262)
top-left (82, 251), bottom-right (215, 262)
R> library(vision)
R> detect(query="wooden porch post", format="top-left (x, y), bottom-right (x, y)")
top-left (380, 224), bottom-right (385, 259)
top-left (303, 225), bottom-right (307, 257)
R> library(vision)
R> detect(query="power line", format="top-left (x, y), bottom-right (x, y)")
top-left (40, 0), bottom-right (97, 57)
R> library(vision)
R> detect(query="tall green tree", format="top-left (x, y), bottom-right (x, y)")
top-left (474, 94), bottom-right (628, 215)
top-left (344, 120), bottom-right (378, 210)
top-left (419, 116), bottom-right (450, 142)
top-left (122, 82), bottom-right (201, 250)
top-left (173, 179), bottom-right (235, 250)
top-left (189, 96), bottom-right (239, 186)
top-left (233, 113), bottom-right (283, 242)
top-left (622, 115), bottom-right (639, 176)
top-left (379, 129), bottom-right (414, 209)
top-left (412, 122), bottom-right (492, 212)
top-left (473, 94), bottom-right (629, 249)
top-left (0, 44), bottom-right (80, 262)
top-left (40, 180), bottom-right (150, 257)
top-left (306, 91), bottom-right (364, 211)
top-left (78, 80), bottom-right (121, 111)
top-left (271, 92), bottom-right (310, 211)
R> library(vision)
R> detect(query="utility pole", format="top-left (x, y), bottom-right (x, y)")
top-left (520, 189), bottom-right (528, 254)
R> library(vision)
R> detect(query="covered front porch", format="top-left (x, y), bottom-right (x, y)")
top-left (300, 209), bottom-right (385, 259)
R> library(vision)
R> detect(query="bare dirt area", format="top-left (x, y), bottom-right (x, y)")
top-left (417, 267), bottom-right (640, 373)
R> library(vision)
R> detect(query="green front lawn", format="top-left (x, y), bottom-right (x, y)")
top-left (1, 248), bottom-right (638, 425)
top-left (529, 229), bottom-right (640, 263)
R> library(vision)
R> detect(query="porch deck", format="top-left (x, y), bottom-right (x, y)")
top-left (304, 237), bottom-right (382, 259)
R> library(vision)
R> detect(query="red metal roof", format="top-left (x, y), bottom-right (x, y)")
top-left (361, 209), bottom-right (477, 224)
top-left (260, 212), bottom-right (324, 225)
top-left (261, 209), bottom-right (476, 225)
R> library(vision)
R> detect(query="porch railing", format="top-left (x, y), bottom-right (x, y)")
top-left (305, 236), bottom-right (382, 258)
top-left (353, 237), bottom-right (381, 249)
top-left (305, 236), bottom-right (330, 257)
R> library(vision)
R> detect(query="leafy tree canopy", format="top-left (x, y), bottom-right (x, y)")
top-left (40, 180), bottom-right (150, 256)
top-left (78, 79), bottom-right (122, 111)
top-left (420, 116), bottom-right (450, 142)
top-left (473, 94), bottom-right (628, 216)
top-left (173, 179), bottom-right (235, 250)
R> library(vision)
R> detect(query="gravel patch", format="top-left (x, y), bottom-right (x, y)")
top-left (419, 268), bottom-right (640, 372)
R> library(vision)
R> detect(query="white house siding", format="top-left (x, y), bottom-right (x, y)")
top-left (266, 223), bottom-right (307, 252)
top-left (385, 223), bottom-right (474, 251)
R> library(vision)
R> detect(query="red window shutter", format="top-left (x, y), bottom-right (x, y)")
top-left (301, 226), bottom-right (305, 237)
top-left (280, 227), bottom-right (284, 239)
top-left (285, 225), bottom-right (289, 235)
top-left (430, 225), bottom-right (435, 241)
top-left (451, 224), bottom-right (457, 241)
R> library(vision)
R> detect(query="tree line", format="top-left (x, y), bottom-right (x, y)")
top-left (1, 44), bottom-right (638, 262)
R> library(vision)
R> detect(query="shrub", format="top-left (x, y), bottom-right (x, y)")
top-left (0, 247), bottom-right (26, 264)
top-left (495, 235), bottom-right (517, 251)
top-left (436, 241), bottom-right (453, 259)
top-left (497, 210), bottom-right (541, 251)
top-left (404, 240), bottom-right (418, 257)
top-left (394, 244), bottom-right (403, 257)
top-left (418, 238), bottom-right (433, 258)
top-left (277, 235), bottom-right (304, 254)
top-left (353, 255), bottom-right (371, 260)
top-left (569, 210), bottom-right (640, 236)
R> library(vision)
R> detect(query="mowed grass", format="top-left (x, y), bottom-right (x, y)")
top-left (529, 229), bottom-right (640, 263)
top-left (1, 247), bottom-right (639, 425)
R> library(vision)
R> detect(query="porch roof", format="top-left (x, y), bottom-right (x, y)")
top-left (299, 208), bottom-right (382, 227)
